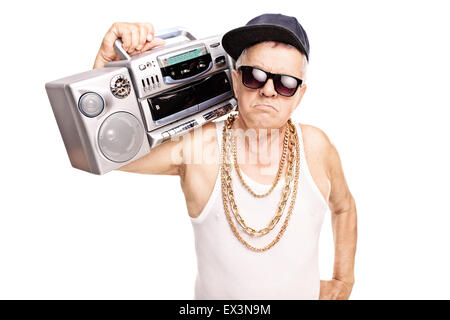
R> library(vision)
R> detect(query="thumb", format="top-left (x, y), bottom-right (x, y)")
top-left (138, 37), bottom-right (166, 53)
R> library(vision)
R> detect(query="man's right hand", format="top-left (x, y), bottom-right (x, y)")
top-left (93, 22), bottom-right (166, 69)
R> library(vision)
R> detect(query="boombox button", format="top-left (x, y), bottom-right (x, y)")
top-left (168, 129), bottom-right (176, 136)
top-left (210, 42), bottom-right (220, 48)
top-left (139, 64), bottom-right (146, 71)
top-left (215, 56), bottom-right (226, 66)
top-left (161, 131), bottom-right (170, 139)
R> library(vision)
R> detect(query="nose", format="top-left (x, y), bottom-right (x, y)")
top-left (259, 78), bottom-right (277, 98)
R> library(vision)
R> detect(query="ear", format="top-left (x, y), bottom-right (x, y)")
top-left (231, 69), bottom-right (240, 97)
top-left (293, 84), bottom-right (307, 111)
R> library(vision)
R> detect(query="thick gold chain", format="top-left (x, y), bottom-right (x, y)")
top-left (220, 113), bottom-right (301, 252)
top-left (231, 115), bottom-right (290, 198)
top-left (224, 117), bottom-right (295, 236)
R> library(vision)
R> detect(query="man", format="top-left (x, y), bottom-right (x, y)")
top-left (93, 14), bottom-right (357, 300)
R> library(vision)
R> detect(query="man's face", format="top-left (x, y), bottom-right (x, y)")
top-left (231, 41), bottom-right (307, 129)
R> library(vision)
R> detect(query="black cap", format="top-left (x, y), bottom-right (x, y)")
top-left (222, 13), bottom-right (310, 62)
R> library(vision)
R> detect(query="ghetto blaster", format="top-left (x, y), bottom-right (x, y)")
top-left (45, 28), bottom-right (236, 174)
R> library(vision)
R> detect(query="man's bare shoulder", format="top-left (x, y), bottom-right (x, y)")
top-left (299, 122), bottom-right (346, 181)
top-left (180, 120), bottom-right (221, 170)
top-left (298, 123), bottom-right (336, 175)
top-left (202, 120), bottom-right (220, 142)
top-left (188, 120), bottom-right (220, 147)
top-left (299, 123), bottom-right (332, 153)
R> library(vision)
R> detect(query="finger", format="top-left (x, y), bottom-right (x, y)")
top-left (129, 49), bottom-right (143, 57)
top-left (118, 24), bottom-right (132, 52)
top-left (138, 41), bottom-right (154, 53)
top-left (318, 280), bottom-right (326, 300)
top-left (129, 24), bottom-right (140, 53)
top-left (102, 23), bottom-right (119, 50)
top-left (148, 37), bottom-right (166, 49)
top-left (136, 24), bottom-right (148, 51)
top-left (319, 293), bottom-right (331, 300)
top-left (143, 22), bottom-right (155, 41)
top-left (139, 37), bottom-right (166, 53)
top-left (99, 31), bottom-right (119, 61)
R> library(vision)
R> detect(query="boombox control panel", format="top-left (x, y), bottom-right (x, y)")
top-left (161, 119), bottom-right (197, 140)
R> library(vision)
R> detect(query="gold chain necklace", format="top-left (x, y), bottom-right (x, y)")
top-left (231, 115), bottom-right (290, 198)
top-left (220, 113), bottom-right (301, 252)
top-left (224, 118), bottom-right (295, 236)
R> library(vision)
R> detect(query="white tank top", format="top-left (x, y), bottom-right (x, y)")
top-left (190, 119), bottom-right (329, 299)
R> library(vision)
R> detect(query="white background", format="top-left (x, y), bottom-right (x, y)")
top-left (1, 0), bottom-right (449, 299)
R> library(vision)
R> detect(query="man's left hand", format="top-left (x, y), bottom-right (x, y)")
top-left (319, 279), bottom-right (353, 300)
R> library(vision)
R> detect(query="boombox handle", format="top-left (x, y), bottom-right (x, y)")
top-left (114, 27), bottom-right (197, 61)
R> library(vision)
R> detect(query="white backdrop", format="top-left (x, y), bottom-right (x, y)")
top-left (1, 0), bottom-right (449, 299)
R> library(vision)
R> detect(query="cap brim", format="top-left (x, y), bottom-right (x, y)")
top-left (222, 24), bottom-right (308, 61)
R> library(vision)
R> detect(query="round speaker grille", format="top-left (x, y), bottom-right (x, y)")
top-left (78, 92), bottom-right (104, 117)
top-left (98, 112), bottom-right (144, 163)
top-left (110, 74), bottom-right (131, 99)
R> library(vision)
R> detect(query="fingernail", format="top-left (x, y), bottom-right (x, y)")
top-left (136, 45), bottom-right (143, 51)
top-left (147, 33), bottom-right (153, 41)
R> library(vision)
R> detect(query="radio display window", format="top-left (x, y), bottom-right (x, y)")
top-left (167, 48), bottom-right (203, 66)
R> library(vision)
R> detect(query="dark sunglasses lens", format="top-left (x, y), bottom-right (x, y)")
top-left (275, 75), bottom-right (299, 96)
top-left (242, 67), bottom-right (267, 88)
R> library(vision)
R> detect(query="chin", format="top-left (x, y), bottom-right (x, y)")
top-left (248, 116), bottom-right (279, 129)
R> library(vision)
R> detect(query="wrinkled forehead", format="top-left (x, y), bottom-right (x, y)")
top-left (242, 41), bottom-right (305, 77)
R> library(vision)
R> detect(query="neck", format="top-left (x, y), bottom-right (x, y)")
top-left (231, 115), bottom-right (288, 168)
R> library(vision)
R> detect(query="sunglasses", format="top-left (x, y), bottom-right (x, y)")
top-left (237, 65), bottom-right (303, 97)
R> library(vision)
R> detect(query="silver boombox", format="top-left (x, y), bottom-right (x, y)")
top-left (45, 28), bottom-right (237, 175)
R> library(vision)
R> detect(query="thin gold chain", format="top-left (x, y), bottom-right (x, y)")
top-left (231, 115), bottom-right (290, 198)
top-left (220, 113), bottom-right (301, 252)
top-left (224, 117), bottom-right (296, 236)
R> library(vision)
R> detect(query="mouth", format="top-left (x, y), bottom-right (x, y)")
top-left (253, 104), bottom-right (278, 112)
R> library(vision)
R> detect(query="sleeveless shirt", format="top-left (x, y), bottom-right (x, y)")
top-left (190, 119), bottom-right (329, 300)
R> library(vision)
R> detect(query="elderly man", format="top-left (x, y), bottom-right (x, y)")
top-left (93, 13), bottom-right (357, 300)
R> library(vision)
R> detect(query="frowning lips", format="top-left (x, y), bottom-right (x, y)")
top-left (252, 104), bottom-right (278, 111)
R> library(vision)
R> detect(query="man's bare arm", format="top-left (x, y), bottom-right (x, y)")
top-left (116, 121), bottom-right (217, 176)
top-left (325, 134), bottom-right (358, 297)
top-left (303, 125), bottom-right (357, 299)
top-left (300, 124), bottom-right (357, 299)
top-left (115, 136), bottom-right (184, 175)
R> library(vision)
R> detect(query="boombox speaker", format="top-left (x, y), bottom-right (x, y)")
top-left (45, 67), bottom-right (150, 174)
